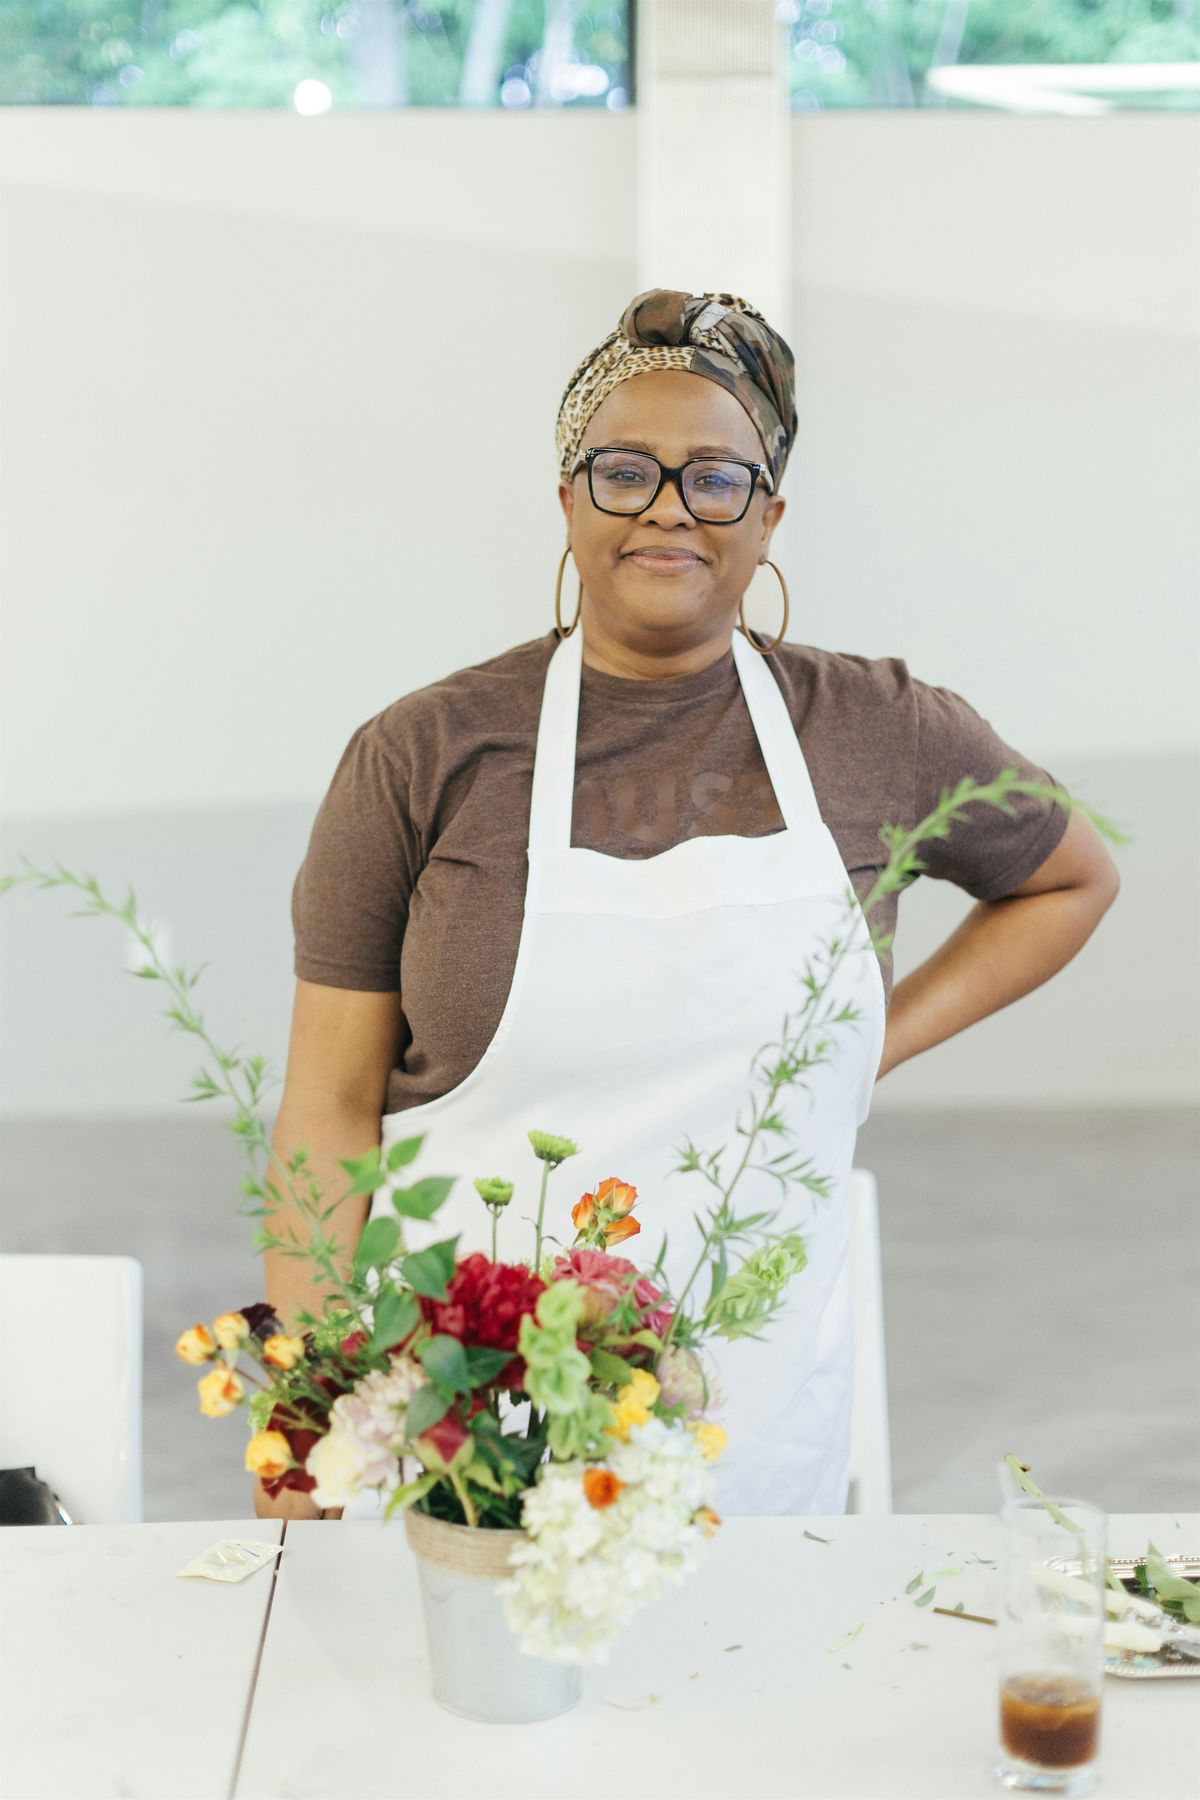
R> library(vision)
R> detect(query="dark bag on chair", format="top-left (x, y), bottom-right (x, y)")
top-left (0, 1466), bottom-right (74, 1524)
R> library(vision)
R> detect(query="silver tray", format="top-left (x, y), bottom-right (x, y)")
top-left (1105, 1554), bottom-right (1200, 1680)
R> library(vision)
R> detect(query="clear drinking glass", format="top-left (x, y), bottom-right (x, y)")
top-left (995, 1497), bottom-right (1107, 1796)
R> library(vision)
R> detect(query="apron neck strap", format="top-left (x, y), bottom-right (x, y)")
top-left (528, 625), bottom-right (822, 852)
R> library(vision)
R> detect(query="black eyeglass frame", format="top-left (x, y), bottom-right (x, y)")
top-left (568, 445), bottom-right (774, 525)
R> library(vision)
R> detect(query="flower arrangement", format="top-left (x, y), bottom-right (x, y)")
top-left (1, 772), bottom-right (1120, 1669)
top-left (173, 1128), bottom-right (749, 1664)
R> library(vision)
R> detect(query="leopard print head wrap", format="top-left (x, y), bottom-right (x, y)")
top-left (555, 288), bottom-right (797, 493)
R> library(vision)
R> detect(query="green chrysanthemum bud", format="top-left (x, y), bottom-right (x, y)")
top-left (527, 1130), bottom-right (579, 1164)
top-left (473, 1177), bottom-right (514, 1208)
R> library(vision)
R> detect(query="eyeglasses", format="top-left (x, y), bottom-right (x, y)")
top-left (569, 446), bottom-right (773, 524)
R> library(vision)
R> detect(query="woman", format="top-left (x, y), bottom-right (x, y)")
top-left (256, 289), bottom-right (1119, 1523)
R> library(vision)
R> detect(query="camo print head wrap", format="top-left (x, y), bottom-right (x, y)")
top-left (555, 288), bottom-right (798, 494)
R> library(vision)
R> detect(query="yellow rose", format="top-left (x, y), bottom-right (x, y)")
top-left (197, 1366), bottom-right (244, 1417)
top-left (605, 1368), bottom-right (662, 1442)
top-left (212, 1311), bottom-right (250, 1352)
top-left (244, 1430), bottom-right (294, 1480)
top-left (692, 1422), bottom-right (728, 1462)
top-left (262, 1333), bottom-right (306, 1370)
top-left (176, 1324), bottom-right (217, 1365)
top-left (626, 1369), bottom-right (660, 1409)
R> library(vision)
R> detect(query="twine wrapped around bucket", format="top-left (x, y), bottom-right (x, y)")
top-left (404, 1507), bottom-right (523, 1579)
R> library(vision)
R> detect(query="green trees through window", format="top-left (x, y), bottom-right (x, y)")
top-left (1, 0), bottom-right (1194, 110)
top-left (784, 0), bottom-right (1198, 112)
top-left (0, 0), bottom-right (631, 108)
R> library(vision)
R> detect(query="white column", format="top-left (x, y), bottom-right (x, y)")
top-left (635, 0), bottom-right (797, 633)
top-left (635, 0), bottom-right (794, 338)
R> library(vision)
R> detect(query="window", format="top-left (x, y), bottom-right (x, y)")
top-left (1, 0), bottom-right (632, 110)
top-left (782, 0), bottom-right (1199, 113)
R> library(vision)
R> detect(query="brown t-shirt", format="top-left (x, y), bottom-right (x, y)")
top-left (292, 629), bottom-right (1068, 1116)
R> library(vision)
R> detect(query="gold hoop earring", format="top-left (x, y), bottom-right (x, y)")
top-left (738, 558), bottom-right (790, 654)
top-left (554, 546), bottom-right (583, 638)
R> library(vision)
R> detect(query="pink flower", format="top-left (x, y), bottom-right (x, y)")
top-left (630, 1276), bottom-right (673, 1339)
top-left (551, 1248), bottom-right (674, 1339)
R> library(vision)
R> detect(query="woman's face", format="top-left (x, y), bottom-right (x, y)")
top-left (557, 368), bottom-right (786, 655)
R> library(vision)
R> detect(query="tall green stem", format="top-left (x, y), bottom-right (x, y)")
top-left (533, 1161), bottom-right (551, 1268)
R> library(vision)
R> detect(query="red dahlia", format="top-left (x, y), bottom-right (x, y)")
top-left (419, 1253), bottom-right (546, 1390)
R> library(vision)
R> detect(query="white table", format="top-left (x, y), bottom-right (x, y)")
top-left (3, 1515), bottom-right (1196, 1799)
top-left (0, 1517), bottom-right (282, 1800)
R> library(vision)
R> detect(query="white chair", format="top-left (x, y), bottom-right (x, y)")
top-left (0, 1254), bottom-right (144, 1523)
top-left (846, 1168), bottom-right (893, 1515)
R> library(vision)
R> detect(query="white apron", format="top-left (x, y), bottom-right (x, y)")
top-left (342, 625), bottom-right (885, 1519)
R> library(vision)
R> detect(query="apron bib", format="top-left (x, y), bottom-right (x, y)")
top-left (344, 625), bottom-right (885, 1519)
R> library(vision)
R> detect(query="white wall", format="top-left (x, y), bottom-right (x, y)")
top-left (1, 108), bottom-right (1197, 1115)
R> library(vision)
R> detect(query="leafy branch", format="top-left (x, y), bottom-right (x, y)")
top-left (0, 855), bottom-right (372, 1332)
top-left (661, 773), bottom-right (1124, 1350)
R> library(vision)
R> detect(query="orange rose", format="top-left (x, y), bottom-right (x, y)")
top-left (695, 1506), bottom-right (722, 1539)
top-left (212, 1311), bottom-right (250, 1352)
top-left (244, 1429), bottom-right (294, 1480)
top-left (176, 1324), bottom-right (217, 1365)
top-left (582, 1468), bottom-right (625, 1509)
top-left (197, 1366), bottom-right (244, 1417)
top-left (262, 1333), bottom-right (306, 1370)
top-left (572, 1177), bottom-right (639, 1245)
top-left (603, 1215), bottom-right (641, 1244)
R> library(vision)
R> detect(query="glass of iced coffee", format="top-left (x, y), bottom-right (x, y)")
top-left (996, 1496), bottom-right (1107, 1795)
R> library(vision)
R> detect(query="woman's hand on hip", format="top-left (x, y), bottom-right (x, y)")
top-left (878, 809), bottom-right (1119, 1077)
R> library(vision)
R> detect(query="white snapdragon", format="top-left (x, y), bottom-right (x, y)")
top-left (499, 1416), bottom-right (715, 1665)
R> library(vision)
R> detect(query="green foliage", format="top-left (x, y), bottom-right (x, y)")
top-left (416, 1331), bottom-right (471, 1395)
top-left (706, 1234), bottom-right (809, 1342)
top-left (339, 1147), bottom-right (385, 1198)
top-left (463, 1345), bottom-right (513, 1385)
top-left (386, 1135), bottom-right (424, 1171)
top-left (382, 1469), bottom-right (439, 1521)
top-left (588, 1347), bottom-right (636, 1387)
top-left (546, 1387), bottom-right (614, 1459)
top-left (391, 1175), bottom-right (455, 1220)
top-left (351, 1214), bottom-right (400, 1274)
top-left (1139, 1543), bottom-right (1200, 1625)
top-left (404, 1382), bottom-right (451, 1439)
top-left (400, 1236), bottom-right (459, 1299)
top-left (786, 0), bottom-right (1199, 113)
top-left (0, 0), bottom-right (632, 109)
top-left (368, 1285), bottom-right (419, 1353)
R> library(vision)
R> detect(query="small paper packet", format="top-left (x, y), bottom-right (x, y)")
top-left (176, 1537), bottom-right (283, 1583)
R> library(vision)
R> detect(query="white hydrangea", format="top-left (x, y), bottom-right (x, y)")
top-left (305, 1356), bottom-right (427, 1507)
top-left (498, 1416), bottom-right (715, 1665)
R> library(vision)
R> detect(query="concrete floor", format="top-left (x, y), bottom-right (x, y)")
top-left (2, 1109), bottom-right (1197, 1520)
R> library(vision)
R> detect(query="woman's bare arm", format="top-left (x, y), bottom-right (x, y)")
top-left (878, 809), bottom-right (1120, 1079)
top-left (253, 980), bottom-right (404, 1521)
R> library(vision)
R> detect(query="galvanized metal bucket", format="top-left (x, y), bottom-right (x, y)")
top-left (405, 1509), bottom-right (582, 1723)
